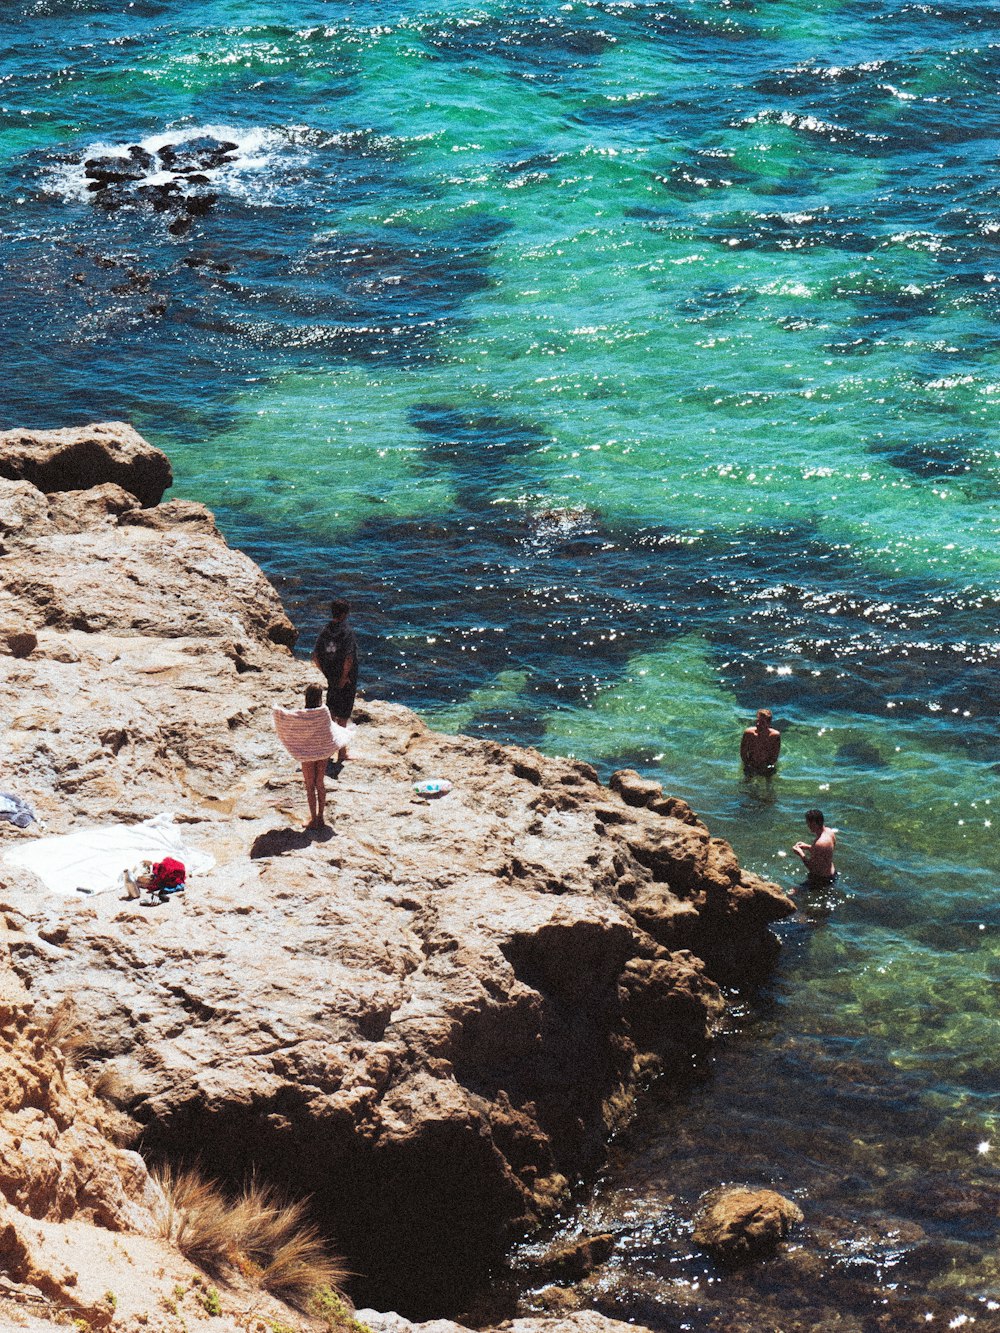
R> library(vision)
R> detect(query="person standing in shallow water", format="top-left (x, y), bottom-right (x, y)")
top-left (311, 597), bottom-right (358, 764)
top-left (741, 708), bottom-right (782, 774)
top-left (793, 808), bottom-right (837, 884)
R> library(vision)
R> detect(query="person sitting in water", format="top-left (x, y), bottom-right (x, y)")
top-left (741, 708), bottom-right (781, 773)
top-left (272, 684), bottom-right (347, 832)
top-left (792, 808), bottom-right (837, 884)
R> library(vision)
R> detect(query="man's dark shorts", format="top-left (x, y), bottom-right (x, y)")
top-left (326, 684), bottom-right (356, 720)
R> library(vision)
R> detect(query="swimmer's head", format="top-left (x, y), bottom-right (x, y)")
top-left (805, 808), bottom-right (824, 830)
top-left (329, 597), bottom-right (351, 620)
top-left (757, 709), bottom-right (772, 727)
top-left (305, 683), bottom-right (323, 708)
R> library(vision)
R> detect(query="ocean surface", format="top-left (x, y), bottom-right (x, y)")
top-left (2, 0), bottom-right (999, 1326)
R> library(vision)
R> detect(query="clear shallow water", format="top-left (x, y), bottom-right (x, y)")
top-left (3, 0), bottom-right (1000, 1324)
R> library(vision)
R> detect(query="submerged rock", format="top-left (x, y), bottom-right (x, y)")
top-left (524, 1232), bottom-right (616, 1282)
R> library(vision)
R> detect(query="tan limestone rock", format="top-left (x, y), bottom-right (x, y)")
top-left (359, 1311), bottom-right (646, 1333)
top-left (0, 424), bottom-right (793, 1310)
top-left (45, 482), bottom-right (140, 533)
top-left (0, 422), bottom-right (172, 508)
top-left (0, 480), bottom-right (51, 541)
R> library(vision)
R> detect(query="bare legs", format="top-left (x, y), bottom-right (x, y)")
top-left (301, 760), bottom-right (327, 831)
top-left (333, 716), bottom-right (350, 764)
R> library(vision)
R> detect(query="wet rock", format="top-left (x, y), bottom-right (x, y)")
top-left (620, 951), bottom-right (724, 1051)
top-left (183, 192), bottom-right (217, 216)
top-left (693, 1186), bottom-right (804, 1264)
top-left (135, 180), bottom-right (183, 212)
top-left (157, 136), bottom-right (239, 172)
top-left (90, 185), bottom-right (131, 211)
top-left (525, 1232), bottom-right (616, 1282)
top-left (127, 145), bottom-right (156, 171)
top-left (83, 153), bottom-right (148, 184)
top-left (0, 423), bottom-right (172, 508)
top-left (533, 1285), bottom-right (583, 1313)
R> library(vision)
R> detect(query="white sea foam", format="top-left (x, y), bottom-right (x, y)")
top-left (46, 123), bottom-right (308, 207)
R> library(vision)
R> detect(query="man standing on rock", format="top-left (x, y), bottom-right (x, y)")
top-left (311, 597), bottom-right (358, 764)
top-left (741, 708), bottom-right (781, 774)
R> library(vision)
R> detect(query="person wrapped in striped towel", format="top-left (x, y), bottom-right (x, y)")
top-left (272, 684), bottom-right (350, 831)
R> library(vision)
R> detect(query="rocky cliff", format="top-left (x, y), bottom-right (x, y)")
top-left (0, 424), bottom-right (793, 1322)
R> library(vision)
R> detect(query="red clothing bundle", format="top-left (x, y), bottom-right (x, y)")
top-left (149, 857), bottom-right (185, 892)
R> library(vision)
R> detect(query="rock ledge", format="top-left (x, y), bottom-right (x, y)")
top-left (0, 424), bottom-right (794, 1317)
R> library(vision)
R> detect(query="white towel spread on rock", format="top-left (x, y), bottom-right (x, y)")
top-left (272, 704), bottom-right (350, 762)
top-left (1, 812), bottom-right (215, 898)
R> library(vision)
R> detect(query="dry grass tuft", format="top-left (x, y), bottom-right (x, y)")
top-left (260, 1223), bottom-right (349, 1309)
top-left (42, 998), bottom-right (92, 1061)
top-left (90, 1063), bottom-right (128, 1103)
top-left (153, 1165), bottom-right (348, 1308)
top-left (153, 1164), bottom-right (238, 1273)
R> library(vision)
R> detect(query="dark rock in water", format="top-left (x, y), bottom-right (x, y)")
top-left (91, 187), bottom-right (131, 211)
top-left (126, 145), bottom-right (155, 171)
top-left (183, 193), bottom-right (217, 217)
top-left (693, 1186), bottom-right (803, 1264)
top-left (157, 136), bottom-right (239, 173)
top-left (84, 154), bottom-right (148, 183)
top-left (136, 180), bottom-right (182, 212)
top-left (835, 739), bottom-right (887, 768)
top-left (167, 215), bottom-right (192, 236)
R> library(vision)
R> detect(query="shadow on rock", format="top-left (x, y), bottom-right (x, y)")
top-left (250, 826), bottom-right (323, 858)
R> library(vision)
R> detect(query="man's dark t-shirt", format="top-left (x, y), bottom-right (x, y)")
top-left (314, 621), bottom-right (358, 720)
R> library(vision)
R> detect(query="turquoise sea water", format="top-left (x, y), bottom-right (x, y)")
top-left (3, 0), bottom-right (1000, 1324)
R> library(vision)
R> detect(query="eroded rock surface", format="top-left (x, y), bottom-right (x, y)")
top-left (0, 422), bottom-right (171, 507)
top-left (0, 958), bottom-right (326, 1332)
top-left (0, 426), bottom-right (793, 1315)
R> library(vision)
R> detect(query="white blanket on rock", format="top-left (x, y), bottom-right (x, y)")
top-left (1, 812), bottom-right (215, 898)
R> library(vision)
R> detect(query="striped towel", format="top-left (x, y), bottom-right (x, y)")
top-left (272, 705), bottom-right (348, 762)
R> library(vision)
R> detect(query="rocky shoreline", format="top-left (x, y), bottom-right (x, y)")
top-left (0, 424), bottom-right (794, 1330)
